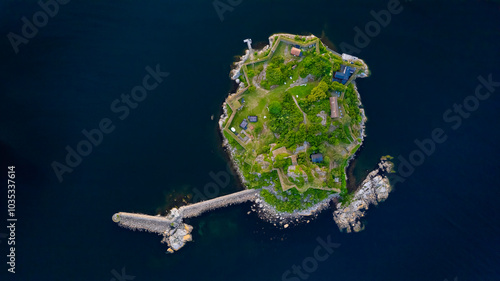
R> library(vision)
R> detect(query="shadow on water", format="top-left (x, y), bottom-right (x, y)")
top-left (345, 143), bottom-right (376, 193)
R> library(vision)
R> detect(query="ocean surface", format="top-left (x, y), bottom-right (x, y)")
top-left (1, 0), bottom-right (499, 280)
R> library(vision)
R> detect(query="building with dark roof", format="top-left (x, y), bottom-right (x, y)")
top-left (333, 65), bottom-right (356, 85)
top-left (248, 116), bottom-right (258, 122)
top-left (240, 119), bottom-right (248, 130)
top-left (311, 153), bottom-right (323, 163)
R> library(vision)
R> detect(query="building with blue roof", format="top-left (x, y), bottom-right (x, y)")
top-left (240, 119), bottom-right (248, 130)
top-left (333, 65), bottom-right (356, 85)
top-left (311, 153), bottom-right (323, 163)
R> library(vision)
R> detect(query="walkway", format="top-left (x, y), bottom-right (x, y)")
top-left (292, 95), bottom-right (307, 125)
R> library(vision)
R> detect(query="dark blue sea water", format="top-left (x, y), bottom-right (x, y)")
top-left (1, 0), bottom-right (499, 280)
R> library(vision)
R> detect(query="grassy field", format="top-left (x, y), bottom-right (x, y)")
top-left (288, 84), bottom-right (315, 99)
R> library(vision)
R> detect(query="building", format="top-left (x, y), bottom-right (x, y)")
top-left (330, 97), bottom-right (339, 118)
top-left (311, 153), bottom-right (323, 163)
top-left (342, 53), bottom-right (358, 61)
top-left (248, 116), bottom-right (258, 122)
top-left (240, 119), bottom-right (248, 130)
top-left (291, 47), bottom-right (302, 56)
top-left (334, 65), bottom-right (356, 84)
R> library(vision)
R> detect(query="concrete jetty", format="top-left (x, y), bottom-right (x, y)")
top-left (113, 189), bottom-right (260, 252)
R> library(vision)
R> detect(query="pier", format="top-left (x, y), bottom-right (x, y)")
top-left (112, 212), bottom-right (176, 234)
top-left (113, 189), bottom-right (260, 251)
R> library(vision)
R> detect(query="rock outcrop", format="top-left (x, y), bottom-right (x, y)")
top-left (160, 208), bottom-right (194, 253)
top-left (333, 160), bottom-right (393, 233)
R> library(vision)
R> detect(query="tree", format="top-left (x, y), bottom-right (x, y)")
top-left (274, 153), bottom-right (290, 169)
top-left (332, 62), bottom-right (341, 72)
top-left (331, 81), bottom-right (346, 92)
top-left (266, 66), bottom-right (285, 85)
top-left (269, 101), bottom-right (282, 115)
top-left (264, 55), bottom-right (291, 86)
top-left (306, 81), bottom-right (329, 102)
top-left (247, 68), bottom-right (255, 78)
top-left (319, 144), bottom-right (327, 154)
top-left (324, 156), bottom-right (331, 164)
top-left (299, 54), bottom-right (331, 78)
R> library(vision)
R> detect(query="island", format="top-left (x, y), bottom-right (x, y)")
top-left (112, 33), bottom-right (393, 253)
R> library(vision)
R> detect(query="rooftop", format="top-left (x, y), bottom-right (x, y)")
top-left (311, 153), bottom-right (323, 163)
top-left (291, 47), bottom-right (301, 56)
top-left (330, 97), bottom-right (339, 118)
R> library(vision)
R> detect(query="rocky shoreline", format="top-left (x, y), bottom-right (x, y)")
top-left (251, 193), bottom-right (339, 228)
top-left (333, 160), bottom-right (394, 232)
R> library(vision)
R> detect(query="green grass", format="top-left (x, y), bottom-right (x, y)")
top-left (223, 131), bottom-right (244, 151)
top-left (274, 41), bottom-right (289, 58)
top-left (229, 89), bottom-right (270, 131)
top-left (287, 84), bottom-right (315, 99)
top-left (352, 144), bottom-right (361, 154)
top-left (343, 123), bottom-right (354, 143)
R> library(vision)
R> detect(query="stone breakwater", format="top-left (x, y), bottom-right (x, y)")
top-left (113, 189), bottom-right (259, 253)
top-left (333, 160), bottom-right (393, 233)
top-left (112, 211), bottom-right (192, 253)
top-left (178, 189), bottom-right (259, 218)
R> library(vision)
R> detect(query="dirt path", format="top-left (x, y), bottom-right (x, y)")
top-left (292, 95), bottom-right (307, 125)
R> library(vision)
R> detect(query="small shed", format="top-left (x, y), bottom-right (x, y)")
top-left (240, 119), bottom-right (248, 130)
top-left (311, 153), bottom-right (323, 163)
top-left (248, 116), bottom-right (258, 122)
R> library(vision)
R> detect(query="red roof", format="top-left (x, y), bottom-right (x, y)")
top-left (291, 47), bottom-right (301, 56)
top-left (330, 97), bottom-right (339, 118)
